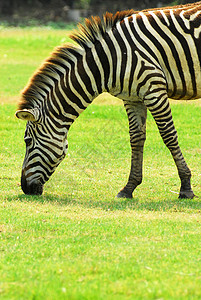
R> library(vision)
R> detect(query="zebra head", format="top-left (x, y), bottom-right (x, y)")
top-left (16, 108), bottom-right (68, 195)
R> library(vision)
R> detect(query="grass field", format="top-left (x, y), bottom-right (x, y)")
top-left (0, 26), bottom-right (201, 299)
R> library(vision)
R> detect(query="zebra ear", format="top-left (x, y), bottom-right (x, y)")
top-left (15, 108), bottom-right (40, 122)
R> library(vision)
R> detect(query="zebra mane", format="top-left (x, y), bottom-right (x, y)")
top-left (70, 10), bottom-right (136, 48)
top-left (18, 10), bottom-right (136, 110)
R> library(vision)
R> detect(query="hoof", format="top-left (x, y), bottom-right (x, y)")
top-left (179, 190), bottom-right (195, 199)
top-left (117, 189), bottom-right (133, 199)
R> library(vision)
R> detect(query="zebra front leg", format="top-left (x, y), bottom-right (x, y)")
top-left (144, 97), bottom-right (195, 199)
top-left (117, 101), bottom-right (147, 198)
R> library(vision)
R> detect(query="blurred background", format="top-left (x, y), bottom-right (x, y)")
top-left (0, 0), bottom-right (197, 26)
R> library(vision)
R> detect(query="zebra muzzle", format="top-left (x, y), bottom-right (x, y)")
top-left (21, 170), bottom-right (44, 195)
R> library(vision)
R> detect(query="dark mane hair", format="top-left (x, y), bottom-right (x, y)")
top-left (18, 10), bottom-right (136, 110)
top-left (70, 10), bottom-right (136, 48)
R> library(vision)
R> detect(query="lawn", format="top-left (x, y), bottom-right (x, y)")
top-left (0, 26), bottom-right (201, 299)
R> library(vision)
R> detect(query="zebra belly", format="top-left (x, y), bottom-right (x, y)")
top-left (167, 85), bottom-right (201, 100)
top-left (166, 69), bottom-right (201, 100)
top-left (113, 92), bottom-right (142, 102)
top-left (168, 90), bottom-right (201, 100)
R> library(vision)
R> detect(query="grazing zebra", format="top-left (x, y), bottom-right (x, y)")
top-left (16, 2), bottom-right (201, 198)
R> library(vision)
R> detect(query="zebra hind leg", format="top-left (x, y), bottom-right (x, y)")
top-left (117, 101), bottom-right (147, 199)
top-left (144, 97), bottom-right (195, 199)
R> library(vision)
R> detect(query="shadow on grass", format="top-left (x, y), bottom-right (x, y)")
top-left (8, 192), bottom-right (201, 213)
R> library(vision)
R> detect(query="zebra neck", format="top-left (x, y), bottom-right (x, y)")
top-left (42, 38), bottom-right (115, 128)
top-left (50, 49), bottom-right (109, 126)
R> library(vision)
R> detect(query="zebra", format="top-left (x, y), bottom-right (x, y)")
top-left (16, 2), bottom-right (201, 198)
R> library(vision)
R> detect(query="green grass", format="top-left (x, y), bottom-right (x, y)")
top-left (0, 27), bottom-right (73, 102)
top-left (0, 27), bottom-right (201, 300)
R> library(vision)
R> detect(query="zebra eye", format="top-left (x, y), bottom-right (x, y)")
top-left (24, 137), bottom-right (32, 146)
